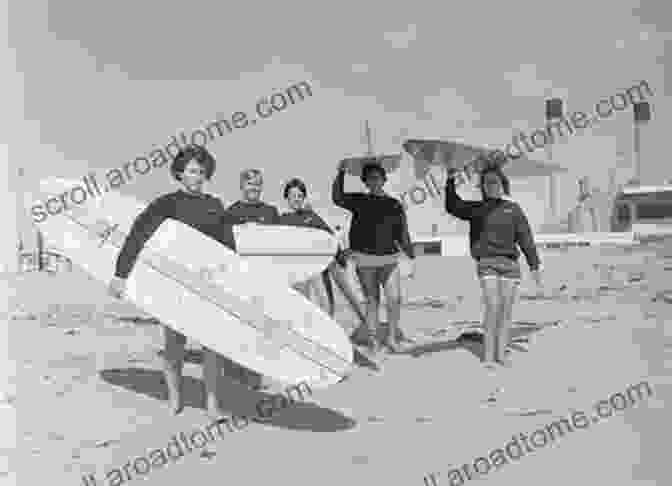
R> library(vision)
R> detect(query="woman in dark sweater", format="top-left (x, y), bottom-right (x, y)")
top-left (108, 145), bottom-right (236, 419)
top-left (278, 178), bottom-right (337, 315)
top-left (444, 164), bottom-right (543, 376)
top-left (332, 160), bottom-right (416, 356)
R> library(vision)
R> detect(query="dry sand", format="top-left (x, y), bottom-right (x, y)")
top-left (3, 241), bottom-right (672, 485)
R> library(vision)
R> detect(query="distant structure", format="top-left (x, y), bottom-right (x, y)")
top-left (5, 152), bottom-right (72, 275)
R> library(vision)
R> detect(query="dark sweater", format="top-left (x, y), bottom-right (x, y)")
top-left (277, 209), bottom-right (333, 234)
top-left (114, 191), bottom-right (237, 279)
top-left (444, 178), bottom-right (540, 270)
top-left (224, 201), bottom-right (280, 225)
top-left (332, 170), bottom-right (415, 258)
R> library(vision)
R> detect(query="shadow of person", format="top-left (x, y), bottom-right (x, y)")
top-left (99, 367), bottom-right (355, 432)
top-left (406, 321), bottom-right (553, 360)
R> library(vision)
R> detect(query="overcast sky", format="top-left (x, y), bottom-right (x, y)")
top-left (6, 0), bottom-right (671, 235)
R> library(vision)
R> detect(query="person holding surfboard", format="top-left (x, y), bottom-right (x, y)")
top-left (222, 168), bottom-right (280, 391)
top-left (444, 163), bottom-right (543, 399)
top-left (332, 160), bottom-right (416, 356)
top-left (108, 145), bottom-right (238, 419)
top-left (277, 178), bottom-right (362, 322)
top-left (278, 178), bottom-right (337, 315)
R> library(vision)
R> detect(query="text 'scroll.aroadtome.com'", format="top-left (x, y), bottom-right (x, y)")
top-left (80, 381), bottom-right (313, 486)
top-left (31, 80), bottom-right (314, 224)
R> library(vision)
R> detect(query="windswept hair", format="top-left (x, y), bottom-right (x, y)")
top-left (240, 168), bottom-right (263, 187)
top-left (283, 178), bottom-right (307, 199)
top-left (170, 145), bottom-right (216, 181)
top-left (360, 161), bottom-right (387, 183)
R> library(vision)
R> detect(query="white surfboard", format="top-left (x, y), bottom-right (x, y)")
top-left (44, 184), bottom-right (338, 285)
top-left (35, 178), bottom-right (353, 389)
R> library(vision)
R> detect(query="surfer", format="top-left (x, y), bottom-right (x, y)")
top-left (108, 145), bottom-right (237, 419)
top-left (444, 164), bottom-right (543, 399)
top-left (277, 178), bottom-right (362, 323)
top-left (224, 169), bottom-right (280, 225)
top-left (332, 160), bottom-right (416, 356)
top-left (222, 168), bottom-right (280, 391)
top-left (277, 178), bottom-right (337, 315)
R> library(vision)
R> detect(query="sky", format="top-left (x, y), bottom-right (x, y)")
top-left (5, 0), bottom-right (672, 241)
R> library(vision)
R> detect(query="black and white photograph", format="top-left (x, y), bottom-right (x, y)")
top-left (3, 2), bottom-right (671, 484)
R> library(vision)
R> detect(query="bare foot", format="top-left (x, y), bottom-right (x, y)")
top-left (206, 402), bottom-right (232, 421)
top-left (384, 338), bottom-right (405, 354)
top-left (168, 398), bottom-right (184, 416)
top-left (495, 350), bottom-right (513, 368)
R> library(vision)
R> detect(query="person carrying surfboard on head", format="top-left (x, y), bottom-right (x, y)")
top-left (444, 162), bottom-right (543, 403)
top-left (107, 144), bottom-right (238, 419)
top-left (332, 159), bottom-right (416, 357)
top-left (222, 168), bottom-right (279, 391)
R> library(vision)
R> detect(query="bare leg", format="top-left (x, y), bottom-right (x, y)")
top-left (203, 347), bottom-right (231, 419)
top-left (308, 273), bottom-right (331, 315)
top-left (479, 278), bottom-right (500, 366)
top-left (382, 264), bottom-right (404, 353)
top-left (356, 266), bottom-right (382, 355)
top-left (329, 261), bottom-right (366, 326)
top-left (162, 325), bottom-right (186, 415)
top-left (495, 279), bottom-right (519, 366)
top-left (321, 268), bottom-right (336, 317)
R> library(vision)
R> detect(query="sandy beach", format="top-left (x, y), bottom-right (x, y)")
top-left (3, 241), bottom-right (671, 486)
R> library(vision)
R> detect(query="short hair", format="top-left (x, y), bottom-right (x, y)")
top-left (360, 162), bottom-right (387, 183)
top-left (479, 165), bottom-right (511, 199)
top-left (170, 145), bottom-right (216, 181)
top-left (240, 168), bottom-right (263, 187)
top-left (283, 178), bottom-right (307, 199)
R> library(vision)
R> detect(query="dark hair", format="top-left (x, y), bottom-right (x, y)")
top-left (360, 162), bottom-right (387, 183)
top-left (479, 165), bottom-right (510, 199)
top-left (283, 178), bottom-right (307, 199)
top-left (170, 145), bottom-right (216, 181)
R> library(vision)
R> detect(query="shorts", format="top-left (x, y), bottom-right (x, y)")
top-left (476, 256), bottom-right (521, 282)
top-left (351, 251), bottom-right (400, 268)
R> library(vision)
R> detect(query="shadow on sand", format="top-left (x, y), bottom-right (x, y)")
top-left (99, 364), bottom-right (355, 432)
top-left (406, 320), bottom-right (560, 360)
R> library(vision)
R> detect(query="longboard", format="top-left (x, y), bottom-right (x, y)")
top-left (43, 183), bottom-right (338, 285)
top-left (402, 139), bottom-right (500, 184)
top-left (339, 154), bottom-right (403, 177)
top-left (35, 178), bottom-right (353, 389)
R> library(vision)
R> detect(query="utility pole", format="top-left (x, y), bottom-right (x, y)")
top-left (545, 98), bottom-right (563, 222)
top-left (364, 120), bottom-right (374, 156)
top-left (633, 102), bottom-right (650, 184)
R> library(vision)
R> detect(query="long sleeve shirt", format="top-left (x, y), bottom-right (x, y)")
top-left (224, 201), bottom-right (280, 225)
top-left (332, 169), bottom-right (415, 259)
top-left (444, 178), bottom-right (540, 270)
top-left (114, 190), bottom-right (237, 279)
top-left (277, 208), bottom-right (333, 234)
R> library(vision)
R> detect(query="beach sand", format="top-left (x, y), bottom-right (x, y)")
top-left (3, 241), bottom-right (672, 485)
